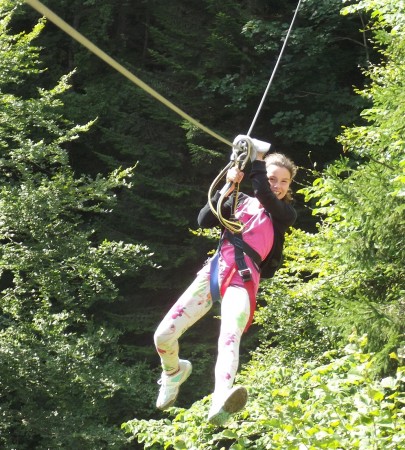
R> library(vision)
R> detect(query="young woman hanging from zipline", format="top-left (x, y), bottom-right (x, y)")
top-left (154, 136), bottom-right (298, 425)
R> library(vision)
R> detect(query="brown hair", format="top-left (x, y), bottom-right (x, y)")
top-left (264, 152), bottom-right (297, 203)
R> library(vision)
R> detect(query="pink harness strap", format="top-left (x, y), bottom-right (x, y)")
top-left (220, 264), bottom-right (257, 333)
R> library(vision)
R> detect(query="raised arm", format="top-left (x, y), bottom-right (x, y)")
top-left (250, 159), bottom-right (296, 227)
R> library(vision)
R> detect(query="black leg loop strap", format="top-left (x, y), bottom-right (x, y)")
top-left (225, 230), bottom-right (262, 282)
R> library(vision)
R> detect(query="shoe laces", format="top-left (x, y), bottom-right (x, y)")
top-left (157, 372), bottom-right (175, 387)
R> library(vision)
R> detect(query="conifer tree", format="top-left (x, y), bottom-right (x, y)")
top-left (257, 0), bottom-right (405, 371)
top-left (0, 3), bottom-right (155, 447)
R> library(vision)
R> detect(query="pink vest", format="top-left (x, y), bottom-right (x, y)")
top-left (219, 196), bottom-right (274, 295)
top-left (199, 196), bottom-right (274, 329)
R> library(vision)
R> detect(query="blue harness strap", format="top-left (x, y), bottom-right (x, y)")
top-left (209, 251), bottom-right (221, 303)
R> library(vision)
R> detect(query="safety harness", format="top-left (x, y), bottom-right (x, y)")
top-left (210, 229), bottom-right (262, 300)
top-left (207, 135), bottom-right (284, 331)
top-left (208, 136), bottom-right (266, 311)
top-left (225, 230), bottom-right (262, 276)
top-left (209, 227), bottom-right (266, 332)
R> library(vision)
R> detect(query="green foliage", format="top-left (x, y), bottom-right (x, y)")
top-left (0, 3), bottom-right (157, 448)
top-left (123, 335), bottom-right (405, 449)
top-left (254, 230), bottom-right (333, 361)
top-left (255, 0), bottom-right (404, 373)
top-left (258, 160), bottom-right (404, 368)
top-left (295, 0), bottom-right (404, 370)
top-left (0, 2), bottom-right (43, 86)
top-left (201, 0), bottom-right (368, 147)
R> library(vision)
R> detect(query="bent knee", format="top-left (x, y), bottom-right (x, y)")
top-left (154, 323), bottom-right (176, 348)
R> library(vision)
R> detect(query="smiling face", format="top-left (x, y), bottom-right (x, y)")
top-left (267, 164), bottom-right (292, 200)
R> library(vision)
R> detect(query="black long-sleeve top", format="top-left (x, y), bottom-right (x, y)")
top-left (198, 160), bottom-right (296, 278)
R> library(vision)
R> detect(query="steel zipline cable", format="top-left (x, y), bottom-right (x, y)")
top-left (207, 0), bottom-right (303, 231)
top-left (247, 0), bottom-right (304, 137)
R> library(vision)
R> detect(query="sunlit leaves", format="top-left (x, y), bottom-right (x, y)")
top-left (0, 3), bottom-right (157, 448)
top-left (124, 338), bottom-right (405, 449)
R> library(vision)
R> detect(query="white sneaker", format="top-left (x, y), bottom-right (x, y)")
top-left (208, 386), bottom-right (248, 426)
top-left (156, 359), bottom-right (192, 410)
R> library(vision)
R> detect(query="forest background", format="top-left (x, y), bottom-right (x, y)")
top-left (0, 0), bottom-right (403, 448)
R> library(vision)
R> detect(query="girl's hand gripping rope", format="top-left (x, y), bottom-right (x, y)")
top-left (220, 166), bottom-right (245, 196)
top-left (209, 134), bottom-right (271, 232)
top-left (252, 138), bottom-right (271, 160)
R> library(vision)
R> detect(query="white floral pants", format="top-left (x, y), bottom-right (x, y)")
top-left (154, 272), bottom-right (250, 394)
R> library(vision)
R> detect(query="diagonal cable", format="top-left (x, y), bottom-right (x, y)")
top-left (24, 0), bottom-right (233, 147)
top-left (247, 0), bottom-right (303, 137)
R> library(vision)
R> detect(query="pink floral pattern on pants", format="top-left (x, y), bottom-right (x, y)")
top-left (154, 274), bottom-right (249, 393)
